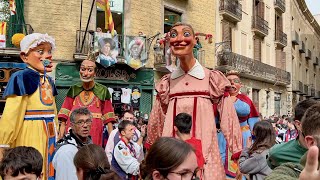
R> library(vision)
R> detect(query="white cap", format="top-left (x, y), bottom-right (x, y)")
top-left (20, 33), bottom-right (56, 54)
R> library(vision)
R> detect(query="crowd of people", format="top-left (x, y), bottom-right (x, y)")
top-left (1, 22), bottom-right (320, 180)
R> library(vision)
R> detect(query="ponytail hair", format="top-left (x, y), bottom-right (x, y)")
top-left (74, 144), bottom-right (121, 180)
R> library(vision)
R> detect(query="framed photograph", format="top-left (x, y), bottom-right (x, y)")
top-left (94, 32), bottom-right (119, 68)
top-left (125, 36), bottom-right (147, 70)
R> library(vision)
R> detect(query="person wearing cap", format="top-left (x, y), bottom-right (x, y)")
top-left (0, 33), bottom-right (58, 180)
top-left (127, 37), bottom-right (144, 69)
top-left (58, 52), bottom-right (115, 147)
top-left (97, 37), bottom-right (117, 67)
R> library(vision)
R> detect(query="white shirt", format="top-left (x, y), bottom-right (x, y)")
top-left (108, 87), bottom-right (114, 103)
top-left (114, 140), bottom-right (142, 176)
top-left (105, 128), bottom-right (143, 165)
top-left (53, 140), bottom-right (78, 180)
top-left (121, 88), bottom-right (132, 104)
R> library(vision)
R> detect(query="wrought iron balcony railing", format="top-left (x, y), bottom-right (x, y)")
top-left (216, 51), bottom-right (290, 85)
top-left (274, 0), bottom-right (286, 13)
top-left (252, 15), bottom-right (269, 37)
top-left (311, 87), bottom-right (316, 97)
top-left (275, 30), bottom-right (287, 48)
top-left (299, 41), bottom-right (305, 53)
top-left (292, 31), bottom-right (299, 45)
top-left (305, 49), bottom-right (311, 60)
top-left (314, 57), bottom-right (319, 66)
top-left (303, 84), bottom-right (309, 95)
top-left (292, 80), bottom-right (303, 93)
top-left (219, 0), bottom-right (242, 23)
top-left (2, 23), bottom-right (34, 48)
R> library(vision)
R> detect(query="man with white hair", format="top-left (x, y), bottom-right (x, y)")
top-left (0, 33), bottom-right (58, 180)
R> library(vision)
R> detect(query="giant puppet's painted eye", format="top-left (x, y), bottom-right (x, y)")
top-left (170, 31), bottom-right (177, 38)
top-left (184, 31), bottom-right (191, 37)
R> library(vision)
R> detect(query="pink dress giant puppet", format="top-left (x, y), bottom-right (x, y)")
top-left (145, 23), bottom-right (243, 180)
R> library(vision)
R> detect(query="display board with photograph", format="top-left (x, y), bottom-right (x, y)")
top-left (124, 36), bottom-right (147, 70)
top-left (94, 32), bottom-right (119, 68)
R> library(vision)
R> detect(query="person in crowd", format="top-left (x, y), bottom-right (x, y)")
top-left (266, 103), bottom-right (320, 179)
top-left (267, 99), bottom-right (318, 169)
top-left (140, 137), bottom-right (199, 180)
top-left (74, 144), bottom-right (121, 180)
top-left (112, 120), bottom-right (146, 179)
top-left (97, 37), bottom-right (117, 67)
top-left (53, 107), bottom-right (93, 180)
top-left (105, 110), bottom-right (144, 165)
top-left (219, 70), bottom-right (260, 178)
top-left (0, 146), bottom-right (43, 180)
top-left (284, 117), bottom-right (298, 142)
top-left (58, 52), bottom-right (115, 146)
top-left (0, 33), bottom-right (57, 180)
top-left (146, 22), bottom-right (242, 180)
top-left (239, 121), bottom-right (276, 180)
top-left (174, 113), bottom-right (205, 172)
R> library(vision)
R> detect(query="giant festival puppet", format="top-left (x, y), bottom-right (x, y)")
top-left (218, 70), bottom-right (260, 179)
top-left (146, 22), bottom-right (243, 180)
top-left (58, 52), bottom-right (115, 146)
top-left (0, 33), bottom-right (58, 180)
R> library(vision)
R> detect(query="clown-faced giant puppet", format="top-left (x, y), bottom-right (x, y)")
top-left (0, 33), bottom-right (58, 180)
top-left (146, 22), bottom-right (242, 180)
top-left (58, 53), bottom-right (115, 146)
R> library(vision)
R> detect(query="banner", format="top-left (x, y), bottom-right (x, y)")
top-left (124, 36), bottom-right (147, 70)
top-left (94, 32), bottom-right (119, 68)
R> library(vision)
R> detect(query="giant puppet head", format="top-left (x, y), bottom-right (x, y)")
top-left (169, 22), bottom-right (197, 58)
top-left (79, 52), bottom-right (97, 83)
top-left (226, 70), bottom-right (242, 96)
top-left (19, 33), bottom-right (56, 73)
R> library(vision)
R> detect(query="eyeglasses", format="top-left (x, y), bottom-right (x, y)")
top-left (73, 120), bottom-right (92, 126)
top-left (168, 168), bottom-right (200, 180)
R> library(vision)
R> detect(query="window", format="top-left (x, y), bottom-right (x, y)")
top-left (164, 8), bottom-right (182, 33)
top-left (97, 0), bottom-right (124, 34)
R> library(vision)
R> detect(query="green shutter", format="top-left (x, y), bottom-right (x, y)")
top-left (55, 88), bottom-right (69, 111)
top-left (140, 90), bottom-right (152, 115)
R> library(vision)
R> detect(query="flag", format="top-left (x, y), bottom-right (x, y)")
top-left (9, 0), bottom-right (16, 15)
top-left (0, 22), bottom-right (7, 35)
top-left (97, 0), bottom-right (115, 36)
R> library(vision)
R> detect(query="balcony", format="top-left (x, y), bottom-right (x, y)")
top-left (299, 41), bottom-right (305, 53)
top-left (275, 30), bottom-right (287, 48)
top-left (216, 51), bottom-right (291, 85)
top-left (314, 57), bottom-right (319, 66)
top-left (74, 30), bottom-right (125, 61)
top-left (274, 0), bottom-right (286, 13)
top-left (305, 49), bottom-right (311, 60)
top-left (252, 15), bottom-right (269, 37)
top-left (315, 91), bottom-right (320, 99)
top-left (0, 23), bottom-right (34, 57)
top-left (219, 0), bottom-right (242, 23)
top-left (311, 87), bottom-right (316, 97)
top-left (292, 80), bottom-right (303, 93)
top-left (292, 31), bottom-right (299, 45)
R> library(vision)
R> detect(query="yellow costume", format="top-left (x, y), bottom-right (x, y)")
top-left (0, 68), bottom-right (58, 180)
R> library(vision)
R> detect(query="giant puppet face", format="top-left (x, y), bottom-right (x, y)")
top-left (79, 60), bottom-right (96, 83)
top-left (227, 74), bottom-right (242, 96)
top-left (169, 24), bottom-right (196, 57)
top-left (20, 42), bottom-right (53, 73)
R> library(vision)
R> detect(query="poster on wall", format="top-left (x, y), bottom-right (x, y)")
top-left (125, 36), bottom-right (147, 70)
top-left (94, 32), bottom-right (119, 68)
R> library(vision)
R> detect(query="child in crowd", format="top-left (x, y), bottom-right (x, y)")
top-left (239, 121), bottom-right (276, 180)
top-left (173, 113), bottom-right (205, 178)
top-left (0, 146), bottom-right (43, 180)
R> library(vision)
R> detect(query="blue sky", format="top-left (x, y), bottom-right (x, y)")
top-left (305, 0), bottom-right (320, 15)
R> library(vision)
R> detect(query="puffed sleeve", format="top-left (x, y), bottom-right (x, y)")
top-left (0, 95), bottom-right (28, 147)
top-left (145, 74), bottom-right (170, 149)
top-left (209, 70), bottom-right (242, 155)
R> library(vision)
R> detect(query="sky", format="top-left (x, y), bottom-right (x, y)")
top-left (305, 0), bottom-right (320, 15)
